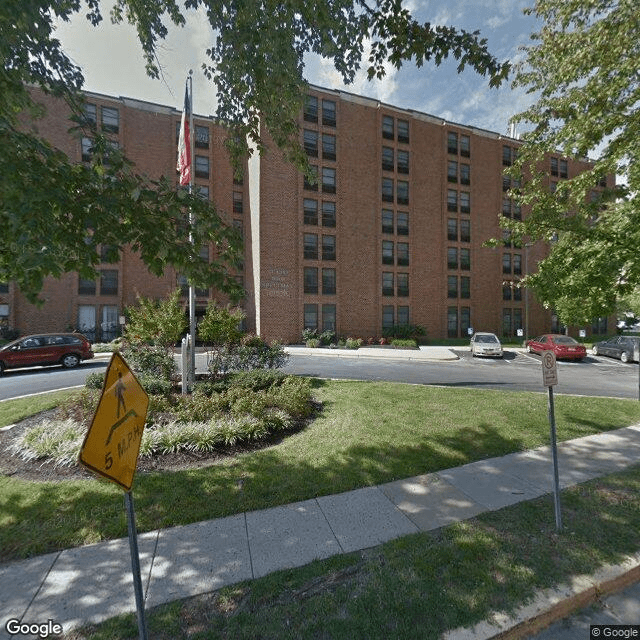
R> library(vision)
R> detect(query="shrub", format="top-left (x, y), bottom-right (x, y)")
top-left (228, 369), bottom-right (288, 391)
top-left (85, 371), bottom-right (106, 390)
top-left (345, 337), bottom-right (362, 349)
top-left (319, 329), bottom-right (336, 345)
top-left (208, 336), bottom-right (288, 377)
top-left (301, 328), bottom-right (318, 343)
top-left (138, 375), bottom-right (173, 397)
top-left (390, 338), bottom-right (417, 348)
top-left (305, 338), bottom-right (321, 348)
top-left (198, 301), bottom-right (245, 346)
top-left (382, 324), bottom-right (427, 341)
top-left (264, 376), bottom-right (313, 417)
top-left (121, 342), bottom-right (177, 381)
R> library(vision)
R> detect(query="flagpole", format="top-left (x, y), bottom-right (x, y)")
top-left (187, 70), bottom-right (196, 389)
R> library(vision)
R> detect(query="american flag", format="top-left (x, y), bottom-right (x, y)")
top-left (176, 82), bottom-right (191, 186)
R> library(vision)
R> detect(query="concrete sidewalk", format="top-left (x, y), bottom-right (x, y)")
top-left (2, 425), bottom-right (640, 638)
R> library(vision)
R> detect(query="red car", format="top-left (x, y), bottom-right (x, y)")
top-left (0, 333), bottom-right (94, 374)
top-left (526, 334), bottom-right (587, 361)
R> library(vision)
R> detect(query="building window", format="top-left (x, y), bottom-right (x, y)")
top-left (382, 209), bottom-right (394, 234)
top-left (322, 134), bottom-right (336, 160)
top-left (397, 212), bottom-right (409, 235)
top-left (502, 197), bottom-right (512, 216)
top-left (304, 129), bottom-right (318, 157)
top-left (195, 125), bottom-right (209, 149)
top-left (460, 276), bottom-right (470, 299)
top-left (78, 277), bottom-right (96, 295)
top-left (448, 276), bottom-right (458, 299)
top-left (195, 155), bottom-right (209, 179)
top-left (304, 303), bottom-right (318, 330)
top-left (461, 307), bottom-right (471, 335)
top-left (322, 100), bottom-right (336, 127)
top-left (100, 270), bottom-right (118, 296)
top-left (592, 317), bottom-right (608, 335)
top-left (304, 165), bottom-right (318, 191)
top-left (304, 95), bottom-right (318, 123)
top-left (322, 268), bottom-right (336, 294)
top-left (503, 253), bottom-right (512, 274)
top-left (304, 267), bottom-right (318, 294)
top-left (460, 248), bottom-right (470, 270)
top-left (513, 203), bottom-right (522, 220)
top-left (503, 145), bottom-right (513, 167)
top-left (448, 160), bottom-right (458, 183)
top-left (397, 119), bottom-right (409, 143)
top-left (322, 201), bottom-right (336, 227)
top-left (322, 304), bottom-right (336, 331)
top-left (233, 219), bottom-right (243, 239)
top-left (447, 132), bottom-right (458, 155)
top-left (460, 164), bottom-right (470, 185)
top-left (550, 157), bottom-right (558, 176)
top-left (448, 218), bottom-right (457, 241)
top-left (447, 247), bottom-right (458, 270)
top-left (513, 254), bottom-right (522, 275)
top-left (397, 242), bottom-right (409, 266)
top-left (233, 191), bottom-right (243, 213)
top-left (447, 189), bottom-right (458, 212)
top-left (397, 180), bottom-right (409, 205)
top-left (304, 198), bottom-right (318, 225)
top-left (81, 137), bottom-right (93, 162)
top-left (304, 233), bottom-right (318, 260)
top-left (460, 219), bottom-right (471, 243)
top-left (101, 107), bottom-right (119, 134)
top-left (397, 306), bottom-right (409, 326)
top-left (447, 307), bottom-right (458, 337)
top-left (559, 159), bottom-right (568, 178)
top-left (322, 167), bottom-right (336, 193)
top-left (382, 240), bottom-right (394, 265)
top-left (322, 235), bottom-right (336, 261)
top-left (397, 273), bottom-right (409, 297)
top-left (460, 191), bottom-right (470, 214)
top-left (382, 147), bottom-right (394, 171)
top-left (100, 245), bottom-right (117, 262)
top-left (513, 286), bottom-right (522, 301)
top-left (84, 103), bottom-right (97, 126)
top-left (460, 135), bottom-right (470, 157)
top-left (198, 185), bottom-right (210, 200)
top-left (382, 305), bottom-right (394, 329)
top-left (503, 284), bottom-right (512, 301)
top-left (382, 178), bottom-right (394, 202)
top-left (397, 150), bottom-right (409, 174)
top-left (382, 272), bottom-right (394, 296)
top-left (502, 308), bottom-right (512, 336)
top-left (382, 116), bottom-right (394, 139)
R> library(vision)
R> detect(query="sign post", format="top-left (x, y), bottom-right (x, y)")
top-left (541, 351), bottom-right (562, 531)
top-left (79, 353), bottom-right (150, 639)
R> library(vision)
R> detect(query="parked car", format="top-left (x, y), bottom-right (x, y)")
top-left (592, 336), bottom-right (640, 363)
top-left (526, 334), bottom-right (587, 361)
top-left (470, 332), bottom-right (503, 358)
top-left (0, 333), bottom-right (94, 374)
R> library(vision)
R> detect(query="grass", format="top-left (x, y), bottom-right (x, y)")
top-left (0, 389), bottom-right (78, 427)
top-left (2, 381), bottom-right (640, 563)
top-left (65, 465), bottom-right (640, 639)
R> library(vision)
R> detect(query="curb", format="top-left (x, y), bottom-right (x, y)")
top-left (442, 555), bottom-right (640, 640)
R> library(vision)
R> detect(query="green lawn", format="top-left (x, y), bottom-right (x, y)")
top-left (68, 465), bottom-right (640, 640)
top-left (2, 381), bottom-right (640, 562)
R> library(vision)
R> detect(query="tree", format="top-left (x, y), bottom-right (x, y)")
top-left (1, 0), bottom-right (508, 302)
top-left (504, 0), bottom-right (639, 326)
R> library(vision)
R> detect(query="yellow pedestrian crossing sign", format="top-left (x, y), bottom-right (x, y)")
top-left (79, 353), bottom-right (149, 491)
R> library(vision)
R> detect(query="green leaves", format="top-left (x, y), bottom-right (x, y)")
top-left (507, 0), bottom-right (640, 325)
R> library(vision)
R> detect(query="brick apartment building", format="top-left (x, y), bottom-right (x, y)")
top-left (0, 85), bottom-right (613, 344)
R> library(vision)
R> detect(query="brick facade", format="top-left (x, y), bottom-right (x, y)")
top-left (1, 85), bottom-right (613, 344)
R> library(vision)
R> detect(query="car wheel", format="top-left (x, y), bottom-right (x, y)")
top-left (61, 354), bottom-right (80, 368)
top-left (621, 351), bottom-right (630, 363)
top-left (592, 345), bottom-right (599, 356)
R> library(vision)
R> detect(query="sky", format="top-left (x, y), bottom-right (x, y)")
top-left (55, 0), bottom-right (541, 137)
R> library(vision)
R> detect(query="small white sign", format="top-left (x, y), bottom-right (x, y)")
top-left (467, 327), bottom-right (474, 336)
top-left (542, 351), bottom-right (558, 387)
top-left (517, 328), bottom-right (523, 337)
top-left (579, 329), bottom-right (586, 338)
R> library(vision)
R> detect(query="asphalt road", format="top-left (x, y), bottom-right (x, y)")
top-left (1, 349), bottom-right (639, 401)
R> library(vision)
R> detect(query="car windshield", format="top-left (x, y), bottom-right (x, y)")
top-left (476, 334), bottom-right (498, 343)
top-left (554, 336), bottom-right (579, 345)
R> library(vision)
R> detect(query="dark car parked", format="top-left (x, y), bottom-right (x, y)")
top-left (592, 336), bottom-right (640, 363)
top-left (0, 333), bottom-right (94, 374)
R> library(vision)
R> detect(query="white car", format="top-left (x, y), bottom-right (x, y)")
top-left (470, 332), bottom-right (503, 358)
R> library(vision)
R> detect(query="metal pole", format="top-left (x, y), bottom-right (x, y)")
top-left (547, 386), bottom-right (563, 531)
top-left (524, 243), bottom-right (530, 346)
top-left (124, 491), bottom-right (148, 640)
top-left (188, 70), bottom-right (196, 390)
